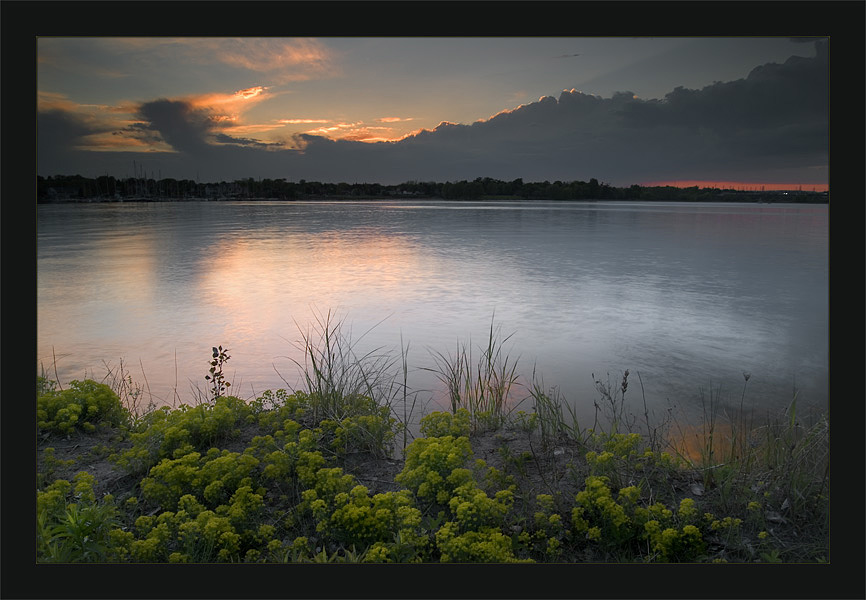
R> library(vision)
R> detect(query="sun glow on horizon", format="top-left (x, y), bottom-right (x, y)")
top-left (643, 180), bottom-right (828, 192)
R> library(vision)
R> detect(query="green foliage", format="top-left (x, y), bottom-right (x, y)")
top-left (447, 481), bottom-right (513, 531)
top-left (320, 396), bottom-right (399, 458)
top-left (583, 432), bottom-right (684, 491)
top-left (568, 475), bottom-right (714, 562)
top-left (324, 486), bottom-right (424, 555)
top-left (510, 493), bottom-right (567, 560)
top-left (119, 485), bottom-right (272, 563)
top-left (435, 522), bottom-right (530, 563)
top-left (37, 473), bottom-right (120, 563)
top-left (642, 521), bottom-right (706, 562)
top-left (252, 390), bottom-right (309, 431)
top-left (139, 449), bottom-right (260, 510)
top-left (38, 447), bottom-right (76, 489)
top-left (396, 435), bottom-right (474, 504)
top-left (34, 339), bottom-right (828, 564)
top-left (419, 409), bottom-right (471, 438)
top-left (509, 410), bottom-right (538, 434)
top-left (37, 379), bottom-right (129, 435)
top-left (113, 395), bottom-right (252, 474)
top-left (572, 476), bottom-right (635, 547)
top-left (38, 375), bottom-right (57, 396)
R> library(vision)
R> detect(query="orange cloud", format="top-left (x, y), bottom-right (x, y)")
top-left (222, 122), bottom-right (292, 138)
top-left (185, 86), bottom-right (270, 112)
top-left (38, 91), bottom-right (78, 112)
top-left (211, 38), bottom-right (334, 76)
top-left (235, 86), bottom-right (266, 99)
top-left (96, 38), bottom-right (338, 83)
top-left (278, 118), bottom-right (330, 124)
top-left (303, 121), bottom-right (361, 135)
top-left (163, 86), bottom-right (275, 139)
top-left (301, 121), bottom-right (404, 143)
top-left (335, 128), bottom-right (395, 143)
top-left (376, 117), bottom-right (414, 123)
top-left (86, 132), bottom-right (176, 153)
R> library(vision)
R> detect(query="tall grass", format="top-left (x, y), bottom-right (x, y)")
top-left (526, 367), bottom-right (588, 451)
top-left (280, 309), bottom-right (400, 422)
top-left (665, 380), bottom-right (829, 548)
top-left (424, 316), bottom-right (521, 430)
top-left (276, 309), bottom-right (422, 455)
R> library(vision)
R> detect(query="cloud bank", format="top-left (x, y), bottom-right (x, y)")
top-left (38, 42), bottom-right (828, 186)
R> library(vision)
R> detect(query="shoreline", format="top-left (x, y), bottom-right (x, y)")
top-left (37, 194), bottom-right (829, 204)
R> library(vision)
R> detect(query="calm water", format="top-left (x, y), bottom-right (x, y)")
top-left (37, 200), bottom-right (828, 426)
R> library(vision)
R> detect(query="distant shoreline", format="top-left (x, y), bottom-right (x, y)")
top-left (37, 175), bottom-right (829, 205)
top-left (37, 196), bottom-right (830, 205)
top-left (37, 194), bottom-right (829, 205)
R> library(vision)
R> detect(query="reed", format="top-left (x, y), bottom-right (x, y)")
top-left (281, 309), bottom-right (399, 422)
top-left (424, 315), bottom-right (522, 431)
top-left (525, 367), bottom-right (588, 451)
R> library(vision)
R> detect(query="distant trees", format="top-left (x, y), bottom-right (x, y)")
top-left (36, 175), bottom-right (827, 204)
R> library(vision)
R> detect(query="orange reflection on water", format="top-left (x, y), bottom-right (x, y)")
top-left (195, 228), bottom-right (427, 344)
top-left (666, 420), bottom-right (755, 464)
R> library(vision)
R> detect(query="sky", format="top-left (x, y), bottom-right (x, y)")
top-left (37, 37), bottom-right (829, 189)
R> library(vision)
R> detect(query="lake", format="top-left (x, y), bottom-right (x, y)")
top-left (37, 200), bottom-right (828, 430)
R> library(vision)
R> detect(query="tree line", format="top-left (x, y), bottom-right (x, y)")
top-left (37, 174), bottom-right (827, 203)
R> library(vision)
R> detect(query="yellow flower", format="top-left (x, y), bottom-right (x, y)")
top-left (758, 531), bottom-right (769, 539)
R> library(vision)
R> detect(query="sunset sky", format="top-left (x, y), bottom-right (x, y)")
top-left (37, 36), bottom-right (828, 189)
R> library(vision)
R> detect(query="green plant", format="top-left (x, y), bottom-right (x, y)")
top-left (38, 447), bottom-right (75, 489)
top-left (33, 323), bottom-right (829, 564)
top-left (591, 370), bottom-right (636, 436)
top-left (37, 379), bottom-right (130, 435)
top-left (435, 521), bottom-right (530, 563)
top-left (205, 346), bottom-right (232, 402)
top-left (525, 369), bottom-right (589, 450)
top-left (113, 395), bottom-right (252, 474)
top-left (396, 435), bottom-right (474, 504)
top-left (319, 486), bottom-right (425, 557)
top-left (419, 409), bottom-right (471, 438)
top-left (38, 375), bottom-right (57, 396)
top-left (139, 448), bottom-right (260, 510)
top-left (425, 315), bottom-right (521, 430)
top-left (37, 473), bottom-right (119, 563)
top-left (285, 310), bottom-right (399, 424)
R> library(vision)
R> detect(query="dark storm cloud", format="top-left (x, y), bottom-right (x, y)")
top-left (38, 109), bottom-right (103, 146)
top-left (373, 41), bottom-right (828, 183)
top-left (37, 108), bottom-right (114, 174)
top-left (38, 42), bottom-right (828, 186)
top-left (136, 99), bottom-right (215, 155)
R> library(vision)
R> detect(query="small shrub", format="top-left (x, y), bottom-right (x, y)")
top-left (419, 409), bottom-right (472, 438)
top-left (114, 396), bottom-right (251, 474)
top-left (36, 473), bottom-right (119, 563)
top-left (396, 435), bottom-right (474, 504)
top-left (435, 521), bottom-right (530, 563)
top-left (37, 379), bottom-right (129, 435)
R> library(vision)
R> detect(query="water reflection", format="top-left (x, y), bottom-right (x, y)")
top-left (37, 201), bottom-right (828, 426)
